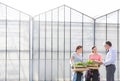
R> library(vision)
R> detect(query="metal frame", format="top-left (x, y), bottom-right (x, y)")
top-left (57, 7), bottom-right (59, 81)
top-left (29, 16), bottom-right (32, 81)
top-left (82, 14), bottom-right (84, 60)
top-left (38, 15), bottom-right (40, 81)
top-left (106, 15), bottom-right (107, 41)
top-left (93, 19), bottom-right (96, 46)
top-left (0, 2), bottom-right (31, 16)
top-left (117, 10), bottom-right (119, 81)
top-left (19, 12), bottom-right (21, 81)
top-left (5, 5), bottom-right (7, 81)
top-left (44, 12), bottom-right (47, 81)
top-left (63, 5), bottom-right (65, 81)
top-left (69, 8), bottom-right (71, 81)
top-left (51, 10), bottom-right (53, 81)
top-left (31, 17), bottom-right (34, 81)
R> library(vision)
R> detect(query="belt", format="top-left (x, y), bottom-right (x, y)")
top-left (106, 64), bottom-right (115, 67)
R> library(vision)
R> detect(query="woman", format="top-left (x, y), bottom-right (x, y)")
top-left (85, 46), bottom-right (102, 81)
top-left (70, 45), bottom-right (83, 81)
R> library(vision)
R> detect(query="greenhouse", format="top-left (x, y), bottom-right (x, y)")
top-left (0, 2), bottom-right (120, 81)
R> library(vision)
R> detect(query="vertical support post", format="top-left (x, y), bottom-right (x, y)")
top-left (94, 19), bottom-right (96, 46)
top-left (70, 8), bottom-right (71, 81)
top-left (51, 10), bottom-right (53, 81)
top-left (57, 8), bottom-right (59, 81)
top-left (5, 6), bottom-right (7, 81)
top-left (63, 5), bottom-right (65, 81)
top-left (117, 10), bottom-right (119, 81)
top-left (82, 14), bottom-right (84, 61)
top-left (38, 15), bottom-right (40, 81)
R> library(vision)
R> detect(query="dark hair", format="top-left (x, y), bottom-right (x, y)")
top-left (92, 46), bottom-right (96, 50)
top-left (91, 46), bottom-right (96, 53)
top-left (105, 41), bottom-right (112, 47)
top-left (75, 45), bottom-right (82, 52)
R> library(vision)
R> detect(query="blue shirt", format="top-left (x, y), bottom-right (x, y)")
top-left (71, 52), bottom-right (83, 63)
top-left (103, 47), bottom-right (116, 66)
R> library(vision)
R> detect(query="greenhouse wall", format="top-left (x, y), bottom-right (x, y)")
top-left (95, 10), bottom-right (120, 81)
top-left (0, 3), bottom-right (32, 81)
top-left (32, 5), bottom-right (94, 81)
top-left (33, 6), bottom-right (120, 81)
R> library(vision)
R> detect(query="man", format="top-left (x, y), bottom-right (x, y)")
top-left (103, 41), bottom-right (116, 81)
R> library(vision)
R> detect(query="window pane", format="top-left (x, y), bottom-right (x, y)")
top-left (7, 60), bottom-right (19, 81)
top-left (20, 13), bottom-right (30, 51)
top-left (7, 7), bottom-right (19, 50)
top-left (0, 4), bottom-right (6, 50)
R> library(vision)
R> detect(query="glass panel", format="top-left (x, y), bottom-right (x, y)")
top-left (0, 3), bottom-right (31, 81)
top-left (33, 60), bottom-right (38, 81)
top-left (0, 4), bottom-right (6, 50)
top-left (107, 12), bottom-right (118, 80)
top-left (65, 60), bottom-right (70, 81)
top-left (39, 60), bottom-right (45, 81)
top-left (46, 60), bottom-right (52, 80)
top-left (0, 52), bottom-right (5, 59)
top-left (7, 52), bottom-right (19, 60)
top-left (40, 14), bottom-right (45, 59)
top-left (83, 15), bottom-right (94, 59)
top-left (0, 60), bottom-right (5, 81)
top-left (96, 16), bottom-right (107, 80)
top-left (59, 6), bottom-right (64, 60)
top-left (20, 60), bottom-right (29, 81)
top-left (58, 60), bottom-right (64, 81)
top-left (20, 13), bottom-right (29, 51)
top-left (95, 17), bottom-right (106, 55)
top-left (52, 9), bottom-right (58, 59)
top-left (65, 6), bottom-right (71, 81)
top-left (65, 7), bottom-right (70, 59)
top-left (107, 12), bottom-right (117, 49)
top-left (7, 60), bottom-right (19, 81)
top-left (46, 12), bottom-right (51, 59)
top-left (33, 16), bottom-right (39, 59)
top-left (33, 16), bottom-right (39, 81)
top-left (119, 10), bottom-right (120, 80)
top-left (20, 52), bottom-right (29, 60)
top-left (71, 9), bottom-right (82, 52)
top-left (7, 7), bottom-right (19, 50)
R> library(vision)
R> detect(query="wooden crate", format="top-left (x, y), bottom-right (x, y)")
top-left (87, 66), bottom-right (99, 69)
top-left (71, 66), bottom-right (87, 72)
top-left (87, 64), bottom-right (99, 69)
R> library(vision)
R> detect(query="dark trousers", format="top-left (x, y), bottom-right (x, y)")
top-left (76, 72), bottom-right (83, 81)
top-left (106, 64), bottom-right (116, 81)
top-left (85, 69), bottom-right (100, 81)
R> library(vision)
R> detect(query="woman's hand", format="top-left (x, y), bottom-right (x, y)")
top-left (94, 60), bottom-right (103, 64)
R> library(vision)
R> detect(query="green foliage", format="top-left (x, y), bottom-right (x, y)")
top-left (86, 60), bottom-right (93, 64)
top-left (73, 62), bottom-right (87, 67)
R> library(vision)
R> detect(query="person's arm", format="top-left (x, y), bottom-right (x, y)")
top-left (99, 55), bottom-right (102, 63)
top-left (88, 54), bottom-right (91, 60)
top-left (95, 55), bottom-right (102, 64)
top-left (70, 56), bottom-right (74, 65)
top-left (70, 53), bottom-right (74, 65)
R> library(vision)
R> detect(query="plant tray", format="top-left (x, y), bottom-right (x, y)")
top-left (71, 66), bottom-right (87, 72)
top-left (87, 66), bottom-right (99, 69)
top-left (87, 64), bottom-right (99, 67)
